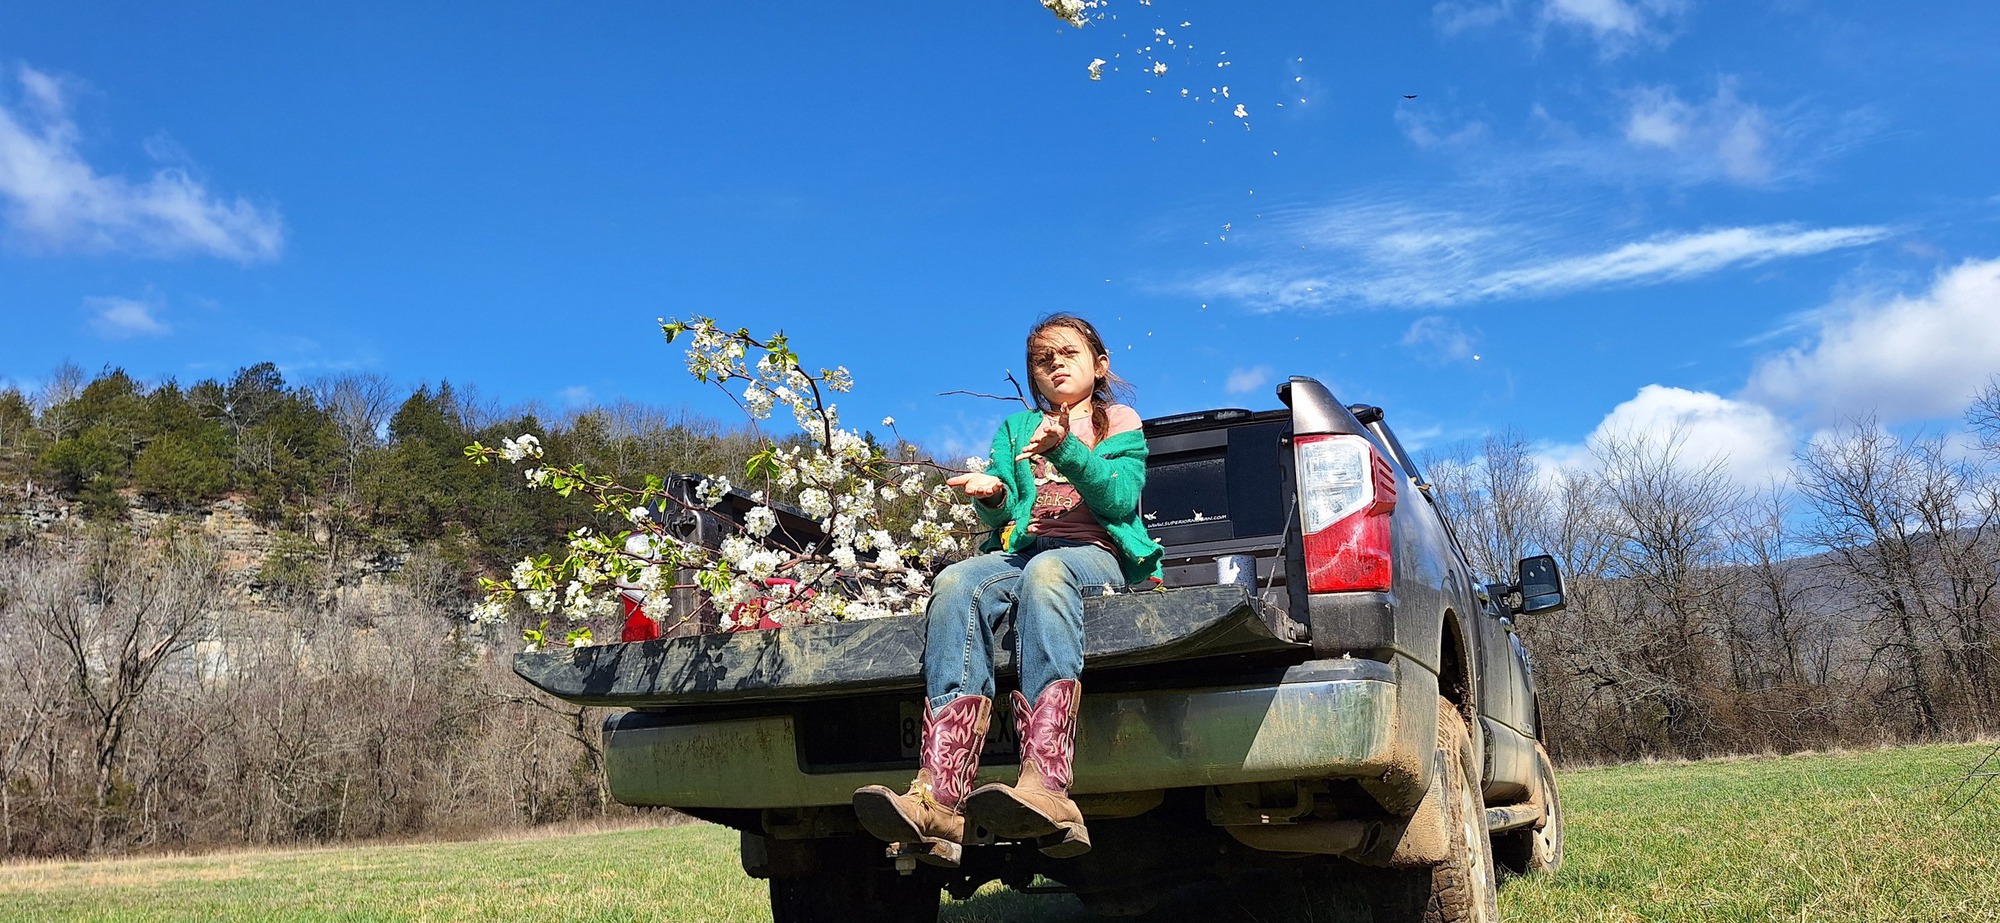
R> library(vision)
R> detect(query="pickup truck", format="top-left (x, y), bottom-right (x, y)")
top-left (514, 377), bottom-right (1568, 922)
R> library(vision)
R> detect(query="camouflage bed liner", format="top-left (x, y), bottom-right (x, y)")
top-left (513, 584), bottom-right (1301, 708)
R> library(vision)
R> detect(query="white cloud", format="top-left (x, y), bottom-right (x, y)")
top-left (1474, 224), bottom-right (1891, 300)
top-left (1225, 366), bottom-right (1273, 396)
top-left (85, 295), bottom-right (170, 339)
top-left (0, 65), bottom-right (283, 261)
top-left (1745, 257), bottom-right (2000, 425)
top-left (1543, 0), bottom-right (1677, 41)
top-left (1435, 0), bottom-right (1684, 51)
top-left (1623, 83), bottom-right (1780, 185)
top-left (1543, 385), bottom-right (1796, 488)
top-left (1183, 201), bottom-right (1889, 311)
top-left (1396, 108), bottom-right (1493, 151)
top-left (1434, 1), bottom-right (1512, 35)
top-left (1402, 316), bottom-right (1477, 360)
top-left (559, 385), bottom-right (595, 407)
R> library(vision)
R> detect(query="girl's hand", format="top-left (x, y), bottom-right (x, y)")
top-left (947, 472), bottom-right (1005, 499)
top-left (1015, 404), bottom-right (1073, 461)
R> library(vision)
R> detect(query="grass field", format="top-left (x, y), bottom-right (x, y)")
top-left (2, 741), bottom-right (1994, 922)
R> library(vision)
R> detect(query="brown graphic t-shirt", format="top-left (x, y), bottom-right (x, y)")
top-left (1025, 404), bottom-right (1141, 552)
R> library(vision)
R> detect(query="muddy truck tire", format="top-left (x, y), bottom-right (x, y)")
top-left (1372, 698), bottom-right (1500, 923)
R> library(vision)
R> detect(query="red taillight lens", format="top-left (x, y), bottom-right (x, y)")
top-left (619, 592), bottom-right (660, 642)
top-left (1295, 434), bottom-right (1397, 593)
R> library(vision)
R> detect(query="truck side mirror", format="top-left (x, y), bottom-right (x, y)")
top-left (1515, 555), bottom-right (1565, 614)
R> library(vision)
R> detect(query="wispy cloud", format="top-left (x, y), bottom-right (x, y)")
top-left (84, 295), bottom-right (170, 338)
top-left (1184, 198), bottom-right (1890, 311)
top-left (1402, 316), bottom-right (1478, 361)
top-left (1543, 0), bottom-right (1684, 45)
top-left (1224, 365), bottom-right (1273, 396)
top-left (1434, 0), bottom-right (1686, 53)
top-left (0, 65), bottom-right (283, 261)
top-left (1474, 224), bottom-right (1891, 299)
top-left (1621, 82), bottom-right (1780, 185)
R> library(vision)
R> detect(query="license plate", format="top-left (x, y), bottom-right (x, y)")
top-left (899, 698), bottom-right (1021, 760)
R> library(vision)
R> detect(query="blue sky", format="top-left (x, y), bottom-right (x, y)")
top-left (3, 1), bottom-right (1997, 480)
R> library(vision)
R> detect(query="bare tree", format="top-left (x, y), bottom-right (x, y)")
top-left (24, 528), bottom-right (221, 850)
top-left (1587, 426), bottom-right (1745, 756)
top-left (31, 361), bottom-right (86, 451)
top-left (309, 372), bottom-right (396, 494)
top-left (1969, 376), bottom-right (2000, 454)
top-left (1795, 420), bottom-right (1964, 736)
top-left (1423, 430), bottom-right (1554, 582)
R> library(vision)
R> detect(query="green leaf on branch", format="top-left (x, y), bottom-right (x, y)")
top-left (746, 445), bottom-right (776, 480)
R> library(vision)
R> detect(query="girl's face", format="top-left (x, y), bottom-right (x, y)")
top-left (1029, 325), bottom-right (1107, 410)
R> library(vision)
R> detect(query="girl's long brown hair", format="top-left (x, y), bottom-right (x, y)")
top-left (1026, 313), bottom-right (1131, 447)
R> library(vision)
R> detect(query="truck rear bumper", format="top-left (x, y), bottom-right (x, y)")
top-left (603, 657), bottom-right (1424, 810)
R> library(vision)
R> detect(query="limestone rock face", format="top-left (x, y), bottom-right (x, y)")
top-left (16, 491), bottom-right (417, 618)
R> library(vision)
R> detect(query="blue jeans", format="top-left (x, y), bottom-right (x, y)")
top-left (924, 538), bottom-right (1125, 710)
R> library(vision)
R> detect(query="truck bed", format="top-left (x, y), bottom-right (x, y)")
top-left (514, 585), bottom-right (1303, 708)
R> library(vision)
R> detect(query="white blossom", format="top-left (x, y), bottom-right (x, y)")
top-left (799, 488), bottom-right (833, 519)
top-left (743, 383), bottom-right (775, 419)
top-left (499, 434), bottom-right (542, 462)
top-left (471, 598), bottom-right (508, 625)
top-left (697, 475), bottom-right (732, 505)
top-left (1041, 0), bottom-right (1100, 28)
top-left (744, 505), bottom-right (777, 538)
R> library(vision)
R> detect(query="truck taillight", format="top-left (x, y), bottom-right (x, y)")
top-left (619, 591), bottom-right (660, 642)
top-left (1295, 434), bottom-right (1397, 593)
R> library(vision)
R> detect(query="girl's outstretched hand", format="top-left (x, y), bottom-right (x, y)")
top-left (947, 472), bottom-right (1005, 499)
top-left (1015, 404), bottom-right (1073, 461)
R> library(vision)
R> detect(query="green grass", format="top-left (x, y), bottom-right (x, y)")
top-left (2, 742), bottom-right (1994, 922)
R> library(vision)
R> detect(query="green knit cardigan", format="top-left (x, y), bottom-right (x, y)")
top-left (973, 409), bottom-right (1164, 586)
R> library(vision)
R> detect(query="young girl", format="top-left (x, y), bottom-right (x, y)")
top-left (852, 313), bottom-right (1162, 867)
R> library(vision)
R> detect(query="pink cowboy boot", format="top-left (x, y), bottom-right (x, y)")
top-left (966, 678), bottom-right (1090, 857)
top-left (852, 694), bottom-right (992, 867)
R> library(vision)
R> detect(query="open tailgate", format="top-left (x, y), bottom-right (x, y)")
top-left (514, 584), bottom-right (1300, 708)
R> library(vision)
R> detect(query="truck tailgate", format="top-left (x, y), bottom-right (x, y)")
top-left (514, 585), bottom-right (1300, 707)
